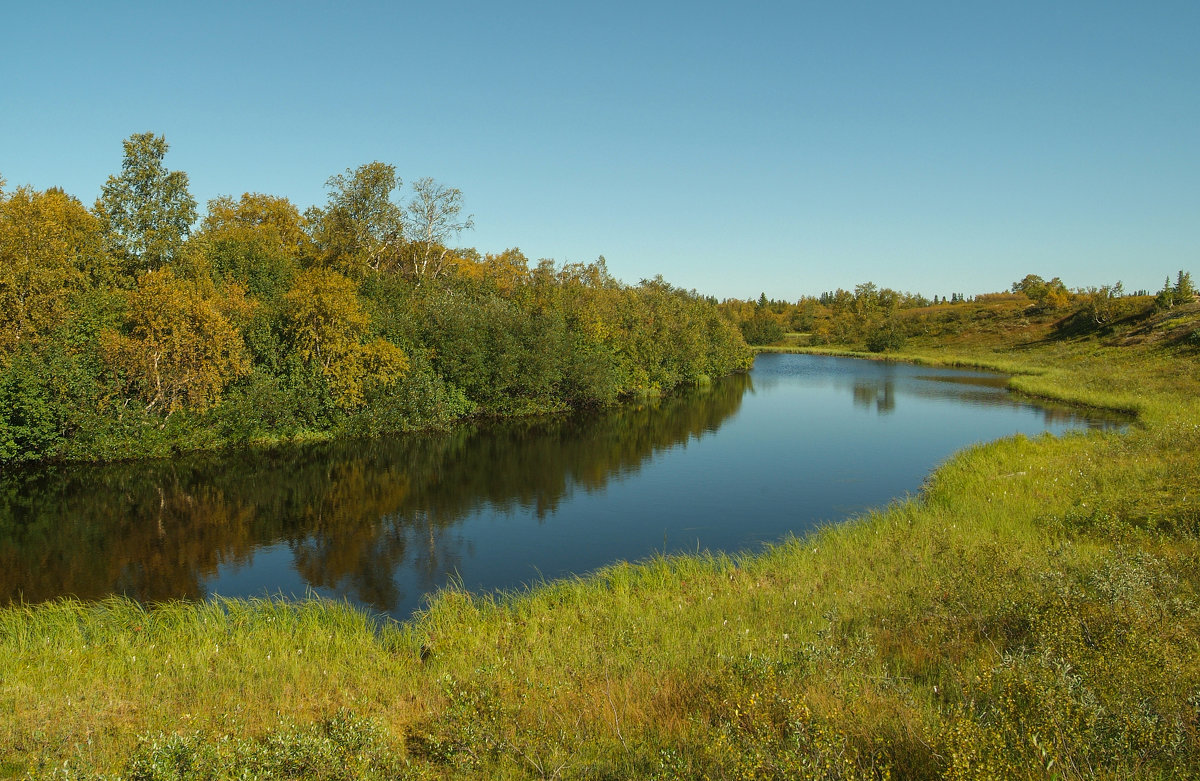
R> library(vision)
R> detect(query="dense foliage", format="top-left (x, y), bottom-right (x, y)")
top-left (0, 136), bottom-right (750, 465)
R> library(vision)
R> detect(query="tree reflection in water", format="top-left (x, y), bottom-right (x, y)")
top-left (850, 372), bottom-right (1123, 426)
top-left (0, 373), bottom-right (751, 613)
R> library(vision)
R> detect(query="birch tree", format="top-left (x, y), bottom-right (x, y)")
top-left (282, 268), bottom-right (408, 409)
top-left (94, 133), bottom-right (197, 274)
top-left (100, 269), bottom-right (252, 414)
top-left (405, 177), bottom-right (473, 281)
top-left (310, 163), bottom-right (405, 278)
top-left (0, 187), bottom-right (96, 359)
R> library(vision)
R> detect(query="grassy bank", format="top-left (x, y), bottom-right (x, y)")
top-left (3, 322), bottom-right (1199, 778)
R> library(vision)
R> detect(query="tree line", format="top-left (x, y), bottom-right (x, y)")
top-left (718, 271), bottom-right (1195, 350)
top-left (0, 133), bottom-right (751, 465)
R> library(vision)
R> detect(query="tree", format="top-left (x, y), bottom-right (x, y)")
top-left (282, 268), bottom-right (408, 409)
top-left (1012, 274), bottom-right (1047, 300)
top-left (877, 288), bottom-right (900, 314)
top-left (0, 186), bottom-right (112, 360)
top-left (1043, 279), bottom-right (1072, 310)
top-left (1156, 270), bottom-right (1196, 310)
top-left (201, 193), bottom-right (312, 261)
top-left (406, 177), bottom-right (474, 281)
top-left (94, 133), bottom-right (197, 274)
top-left (190, 193), bottom-right (310, 299)
top-left (1012, 274), bottom-right (1070, 311)
top-left (865, 320), bottom-right (906, 352)
top-left (322, 337), bottom-right (409, 410)
top-left (452, 247), bottom-right (531, 294)
top-left (283, 268), bottom-right (369, 369)
top-left (309, 162), bottom-right (405, 278)
top-left (100, 269), bottom-right (252, 414)
top-left (739, 310), bottom-right (784, 345)
top-left (1078, 282), bottom-right (1125, 326)
top-left (0, 352), bottom-right (64, 462)
top-left (1155, 276), bottom-right (1175, 310)
top-left (853, 282), bottom-right (879, 315)
top-left (1176, 270), bottom-right (1195, 301)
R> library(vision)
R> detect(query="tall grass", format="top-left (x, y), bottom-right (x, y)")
top-left (3, 329), bottom-right (1199, 778)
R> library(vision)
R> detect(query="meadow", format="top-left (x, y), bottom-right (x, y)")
top-left (2, 299), bottom-right (1198, 779)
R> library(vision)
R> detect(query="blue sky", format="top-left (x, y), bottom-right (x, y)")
top-left (3, 1), bottom-right (1196, 300)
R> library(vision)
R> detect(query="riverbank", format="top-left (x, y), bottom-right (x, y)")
top-left (3, 338), bottom-right (1198, 778)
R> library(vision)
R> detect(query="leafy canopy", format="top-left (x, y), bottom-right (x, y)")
top-left (0, 186), bottom-right (110, 360)
top-left (283, 268), bottom-right (409, 410)
top-left (95, 132), bottom-right (197, 274)
top-left (101, 269), bottom-right (253, 414)
top-left (309, 162), bottom-right (406, 278)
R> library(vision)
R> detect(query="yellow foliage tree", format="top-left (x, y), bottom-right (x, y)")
top-left (0, 186), bottom-right (108, 360)
top-left (282, 268), bottom-right (368, 368)
top-left (283, 268), bottom-right (408, 409)
top-left (101, 269), bottom-right (252, 414)
top-left (200, 193), bottom-right (312, 261)
top-left (483, 247), bottom-right (532, 294)
top-left (449, 247), bottom-right (532, 295)
top-left (323, 338), bottom-right (409, 410)
top-left (183, 193), bottom-right (312, 299)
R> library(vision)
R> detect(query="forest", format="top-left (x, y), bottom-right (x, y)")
top-left (0, 134), bottom-right (751, 466)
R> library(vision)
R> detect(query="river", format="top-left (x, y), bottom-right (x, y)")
top-left (0, 353), bottom-right (1124, 620)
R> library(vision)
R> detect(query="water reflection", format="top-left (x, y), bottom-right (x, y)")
top-left (0, 374), bottom-right (750, 612)
top-left (853, 381), bottom-right (896, 414)
top-left (755, 355), bottom-right (1125, 429)
top-left (2, 355), bottom-right (1127, 620)
top-left (847, 375), bottom-right (1115, 423)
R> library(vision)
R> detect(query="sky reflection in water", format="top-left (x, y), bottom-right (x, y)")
top-left (0, 354), bottom-right (1124, 620)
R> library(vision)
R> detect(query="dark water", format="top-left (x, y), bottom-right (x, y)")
top-left (0, 354), bottom-right (1124, 620)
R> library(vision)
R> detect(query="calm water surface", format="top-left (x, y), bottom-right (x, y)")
top-left (1, 354), bottom-right (1123, 620)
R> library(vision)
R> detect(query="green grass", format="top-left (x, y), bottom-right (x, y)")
top-left (4, 306), bottom-right (1200, 778)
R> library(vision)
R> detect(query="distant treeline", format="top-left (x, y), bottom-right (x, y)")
top-left (720, 271), bottom-right (1196, 350)
top-left (0, 133), bottom-right (751, 464)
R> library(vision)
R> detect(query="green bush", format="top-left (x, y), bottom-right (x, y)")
top-left (864, 322), bottom-right (906, 352)
top-left (739, 312), bottom-right (785, 345)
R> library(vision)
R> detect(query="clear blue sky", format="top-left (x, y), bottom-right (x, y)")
top-left (3, 1), bottom-right (1196, 301)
